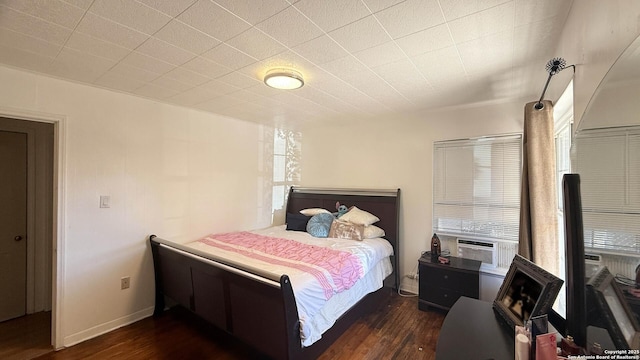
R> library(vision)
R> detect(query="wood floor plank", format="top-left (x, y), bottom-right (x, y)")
top-left (317, 293), bottom-right (444, 360)
top-left (0, 311), bottom-right (52, 360)
top-left (25, 293), bottom-right (444, 359)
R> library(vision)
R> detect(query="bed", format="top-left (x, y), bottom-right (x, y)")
top-left (149, 187), bottom-right (400, 359)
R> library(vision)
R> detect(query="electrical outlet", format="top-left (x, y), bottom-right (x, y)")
top-left (100, 195), bottom-right (111, 208)
top-left (121, 276), bottom-right (130, 290)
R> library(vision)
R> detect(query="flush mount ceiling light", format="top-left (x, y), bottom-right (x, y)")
top-left (264, 68), bottom-right (304, 90)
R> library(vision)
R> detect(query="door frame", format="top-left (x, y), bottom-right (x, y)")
top-left (0, 107), bottom-right (66, 350)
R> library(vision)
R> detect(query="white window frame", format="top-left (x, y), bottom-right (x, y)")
top-left (553, 80), bottom-right (574, 318)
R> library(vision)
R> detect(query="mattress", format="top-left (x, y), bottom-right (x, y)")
top-left (183, 225), bottom-right (394, 346)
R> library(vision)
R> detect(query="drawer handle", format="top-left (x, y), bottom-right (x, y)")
top-left (444, 294), bottom-right (448, 298)
top-left (444, 275), bottom-right (448, 279)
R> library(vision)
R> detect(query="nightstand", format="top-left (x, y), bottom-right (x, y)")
top-left (418, 253), bottom-right (481, 311)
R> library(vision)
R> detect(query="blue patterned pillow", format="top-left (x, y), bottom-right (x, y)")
top-left (306, 213), bottom-right (335, 238)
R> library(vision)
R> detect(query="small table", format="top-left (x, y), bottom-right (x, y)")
top-left (436, 296), bottom-right (513, 360)
top-left (436, 297), bottom-right (617, 359)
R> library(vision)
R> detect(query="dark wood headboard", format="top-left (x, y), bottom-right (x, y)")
top-left (286, 187), bottom-right (401, 290)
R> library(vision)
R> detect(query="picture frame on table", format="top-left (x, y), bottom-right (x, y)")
top-left (587, 266), bottom-right (640, 349)
top-left (493, 254), bottom-right (564, 330)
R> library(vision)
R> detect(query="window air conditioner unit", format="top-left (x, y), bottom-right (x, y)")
top-left (457, 238), bottom-right (497, 268)
top-left (584, 253), bottom-right (602, 278)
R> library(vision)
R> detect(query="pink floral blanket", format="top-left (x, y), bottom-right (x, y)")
top-left (198, 232), bottom-right (364, 299)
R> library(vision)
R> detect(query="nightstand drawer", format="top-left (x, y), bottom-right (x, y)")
top-left (423, 266), bottom-right (475, 290)
top-left (423, 288), bottom-right (464, 309)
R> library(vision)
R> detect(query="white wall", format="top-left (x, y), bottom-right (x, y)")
top-left (0, 65), bottom-right (273, 347)
top-left (550, 0), bottom-right (640, 129)
top-left (300, 101), bottom-right (524, 293)
top-left (579, 80), bottom-right (640, 130)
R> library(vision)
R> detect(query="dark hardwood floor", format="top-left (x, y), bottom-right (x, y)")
top-left (0, 311), bottom-right (52, 360)
top-left (318, 293), bottom-right (445, 360)
top-left (25, 292), bottom-right (444, 360)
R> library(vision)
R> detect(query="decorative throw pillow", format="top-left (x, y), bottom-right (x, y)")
top-left (339, 206), bottom-right (379, 226)
top-left (286, 212), bottom-right (311, 232)
top-left (300, 208), bottom-right (331, 216)
top-left (306, 213), bottom-right (335, 238)
top-left (329, 219), bottom-right (365, 240)
top-left (363, 224), bottom-right (386, 239)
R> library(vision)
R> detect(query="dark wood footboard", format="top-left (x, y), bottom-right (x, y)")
top-left (151, 235), bottom-right (392, 360)
top-left (150, 236), bottom-right (301, 359)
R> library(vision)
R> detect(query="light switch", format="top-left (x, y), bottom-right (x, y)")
top-left (100, 195), bottom-right (111, 208)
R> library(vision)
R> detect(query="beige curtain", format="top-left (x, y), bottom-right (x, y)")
top-left (518, 100), bottom-right (558, 276)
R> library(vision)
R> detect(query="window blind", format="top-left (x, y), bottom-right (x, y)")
top-left (574, 127), bottom-right (640, 254)
top-left (433, 135), bottom-right (522, 242)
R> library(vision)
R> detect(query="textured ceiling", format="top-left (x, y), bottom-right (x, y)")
top-left (0, 0), bottom-right (573, 126)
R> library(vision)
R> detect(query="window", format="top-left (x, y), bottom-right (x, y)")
top-left (433, 134), bottom-right (522, 242)
top-left (257, 127), bottom-right (301, 226)
top-left (271, 128), bottom-right (302, 222)
top-left (574, 126), bottom-right (640, 255)
top-left (553, 80), bottom-right (574, 318)
top-left (554, 81), bottom-right (574, 213)
top-left (555, 127), bottom-right (572, 207)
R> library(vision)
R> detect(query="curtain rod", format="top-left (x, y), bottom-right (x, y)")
top-left (534, 57), bottom-right (575, 110)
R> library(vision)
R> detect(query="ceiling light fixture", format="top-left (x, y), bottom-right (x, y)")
top-left (264, 68), bottom-right (304, 90)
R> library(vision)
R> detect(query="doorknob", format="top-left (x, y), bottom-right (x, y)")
top-left (14, 235), bottom-right (23, 241)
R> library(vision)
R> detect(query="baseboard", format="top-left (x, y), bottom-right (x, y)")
top-left (400, 279), bottom-right (418, 295)
top-left (63, 306), bottom-right (154, 347)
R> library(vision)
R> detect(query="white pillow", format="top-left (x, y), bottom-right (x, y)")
top-left (300, 208), bottom-right (331, 216)
top-left (339, 206), bottom-right (379, 226)
top-left (363, 225), bottom-right (385, 239)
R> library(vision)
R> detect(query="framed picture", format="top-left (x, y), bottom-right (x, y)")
top-left (587, 266), bottom-right (640, 349)
top-left (493, 255), bottom-right (564, 330)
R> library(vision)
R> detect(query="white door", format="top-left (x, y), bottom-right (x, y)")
top-left (0, 130), bottom-right (27, 322)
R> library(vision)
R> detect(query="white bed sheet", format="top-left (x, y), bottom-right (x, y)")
top-left (183, 225), bottom-right (393, 346)
top-left (302, 257), bottom-right (392, 346)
